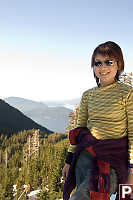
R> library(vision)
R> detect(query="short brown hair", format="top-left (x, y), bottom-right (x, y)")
top-left (91, 41), bottom-right (124, 85)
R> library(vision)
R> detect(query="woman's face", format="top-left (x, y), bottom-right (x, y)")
top-left (93, 54), bottom-right (118, 87)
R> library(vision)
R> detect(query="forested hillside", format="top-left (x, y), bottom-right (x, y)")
top-left (0, 130), bottom-right (69, 200)
top-left (0, 99), bottom-right (52, 136)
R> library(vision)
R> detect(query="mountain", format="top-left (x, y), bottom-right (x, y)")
top-left (43, 98), bottom-right (80, 110)
top-left (4, 97), bottom-right (48, 112)
top-left (0, 99), bottom-right (52, 135)
top-left (5, 97), bottom-right (73, 132)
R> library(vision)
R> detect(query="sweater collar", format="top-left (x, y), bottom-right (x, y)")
top-left (98, 81), bottom-right (118, 91)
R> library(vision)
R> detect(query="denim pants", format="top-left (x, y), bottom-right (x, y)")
top-left (69, 151), bottom-right (118, 200)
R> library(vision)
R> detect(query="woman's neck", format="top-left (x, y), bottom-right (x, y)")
top-left (99, 80), bottom-right (116, 87)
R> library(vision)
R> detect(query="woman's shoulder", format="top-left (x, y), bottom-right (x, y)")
top-left (117, 81), bottom-right (133, 99)
top-left (82, 86), bottom-right (98, 97)
top-left (118, 81), bottom-right (133, 92)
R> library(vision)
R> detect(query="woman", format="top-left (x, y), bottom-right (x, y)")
top-left (62, 41), bottom-right (133, 200)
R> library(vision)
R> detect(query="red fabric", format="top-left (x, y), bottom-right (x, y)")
top-left (97, 160), bottom-right (110, 174)
top-left (69, 128), bottom-right (81, 145)
top-left (85, 146), bottom-right (96, 157)
top-left (63, 127), bottom-right (128, 200)
top-left (86, 144), bottom-right (110, 199)
top-left (69, 128), bottom-right (111, 199)
top-left (90, 191), bottom-right (110, 200)
top-left (99, 176), bottom-right (105, 192)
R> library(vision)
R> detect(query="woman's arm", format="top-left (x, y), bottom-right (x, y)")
top-left (62, 91), bottom-right (89, 180)
top-left (76, 90), bottom-right (89, 127)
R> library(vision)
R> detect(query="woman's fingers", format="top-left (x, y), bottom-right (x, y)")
top-left (62, 163), bottom-right (70, 181)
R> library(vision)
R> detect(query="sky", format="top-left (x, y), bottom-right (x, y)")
top-left (0, 0), bottom-right (133, 101)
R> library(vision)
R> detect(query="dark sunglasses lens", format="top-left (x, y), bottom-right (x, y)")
top-left (94, 61), bottom-right (102, 67)
top-left (105, 60), bottom-right (114, 66)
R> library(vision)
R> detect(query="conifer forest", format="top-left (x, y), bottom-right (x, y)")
top-left (0, 130), bottom-right (69, 200)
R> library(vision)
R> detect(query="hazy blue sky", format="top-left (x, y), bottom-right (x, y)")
top-left (0, 0), bottom-right (133, 101)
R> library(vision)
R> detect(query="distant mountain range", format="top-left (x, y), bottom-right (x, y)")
top-left (4, 97), bottom-right (80, 132)
top-left (0, 99), bottom-right (52, 135)
top-left (43, 98), bottom-right (80, 110)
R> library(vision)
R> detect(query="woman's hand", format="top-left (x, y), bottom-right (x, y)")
top-left (126, 172), bottom-right (133, 184)
top-left (125, 172), bottom-right (133, 195)
top-left (62, 163), bottom-right (70, 181)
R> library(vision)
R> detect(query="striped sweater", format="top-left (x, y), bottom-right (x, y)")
top-left (68, 81), bottom-right (133, 167)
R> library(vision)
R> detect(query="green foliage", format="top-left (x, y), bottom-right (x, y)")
top-left (0, 130), bottom-right (69, 199)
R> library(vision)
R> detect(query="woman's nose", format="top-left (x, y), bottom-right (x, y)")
top-left (100, 62), bottom-right (108, 69)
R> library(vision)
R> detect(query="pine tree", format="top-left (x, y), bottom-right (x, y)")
top-left (120, 72), bottom-right (133, 86)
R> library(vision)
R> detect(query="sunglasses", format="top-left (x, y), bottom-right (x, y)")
top-left (94, 59), bottom-right (115, 67)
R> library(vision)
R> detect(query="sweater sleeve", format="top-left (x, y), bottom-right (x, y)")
top-left (76, 90), bottom-right (89, 127)
top-left (126, 88), bottom-right (133, 167)
top-left (67, 90), bottom-right (88, 154)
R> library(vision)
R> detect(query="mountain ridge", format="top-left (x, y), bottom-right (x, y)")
top-left (5, 97), bottom-right (74, 132)
top-left (0, 99), bottom-right (52, 135)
